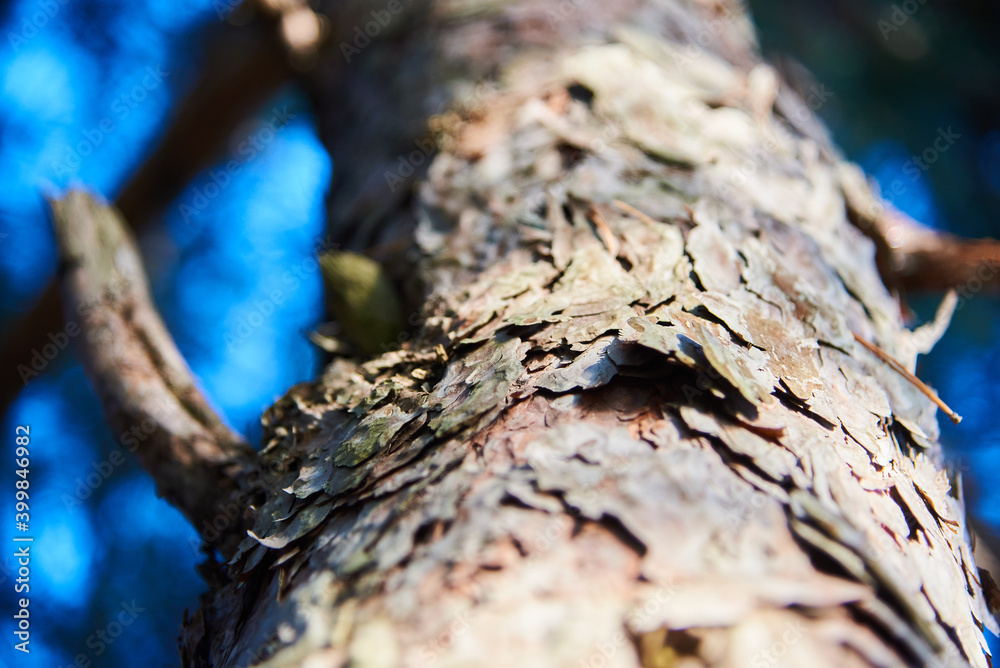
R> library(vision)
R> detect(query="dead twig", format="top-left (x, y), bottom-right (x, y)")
top-left (587, 203), bottom-right (619, 257)
top-left (852, 331), bottom-right (962, 425)
top-left (612, 199), bottom-right (661, 227)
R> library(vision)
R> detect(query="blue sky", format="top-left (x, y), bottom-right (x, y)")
top-left (0, 1), bottom-right (329, 664)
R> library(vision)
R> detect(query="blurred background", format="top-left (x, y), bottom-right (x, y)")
top-left (0, 0), bottom-right (997, 665)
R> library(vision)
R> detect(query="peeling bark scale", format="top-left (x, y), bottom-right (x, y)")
top-left (109, 1), bottom-right (995, 666)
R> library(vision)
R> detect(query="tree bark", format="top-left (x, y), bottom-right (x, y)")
top-left (65, 1), bottom-right (998, 666)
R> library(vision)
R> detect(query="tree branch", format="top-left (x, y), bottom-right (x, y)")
top-left (840, 162), bottom-right (1000, 294)
top-left (0, 13), bottom-right (299, 417)
top-left (116, 13), bottom-right (294, 223)
top-left (49, 190), bottom-right (257, 558)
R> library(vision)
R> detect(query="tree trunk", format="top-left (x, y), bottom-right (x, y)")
top-left (152, 1), bottom-right (997, 666)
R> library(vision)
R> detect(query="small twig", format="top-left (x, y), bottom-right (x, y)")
top-left (586, 203), bottom-right (619, 257)
top-left (852, 332), bottom-right (962, 425)
top-left (1, 10), bottom-right (300, 415)
top-left (612, 199), bottom-right (660, 227)
top-left (49, 190), bottom-right (257, 557)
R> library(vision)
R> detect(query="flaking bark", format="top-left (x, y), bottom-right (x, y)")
top-left (178, 4), bottom-right (997, 668)
top-left (91, 1), bottom-right (994, 666)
